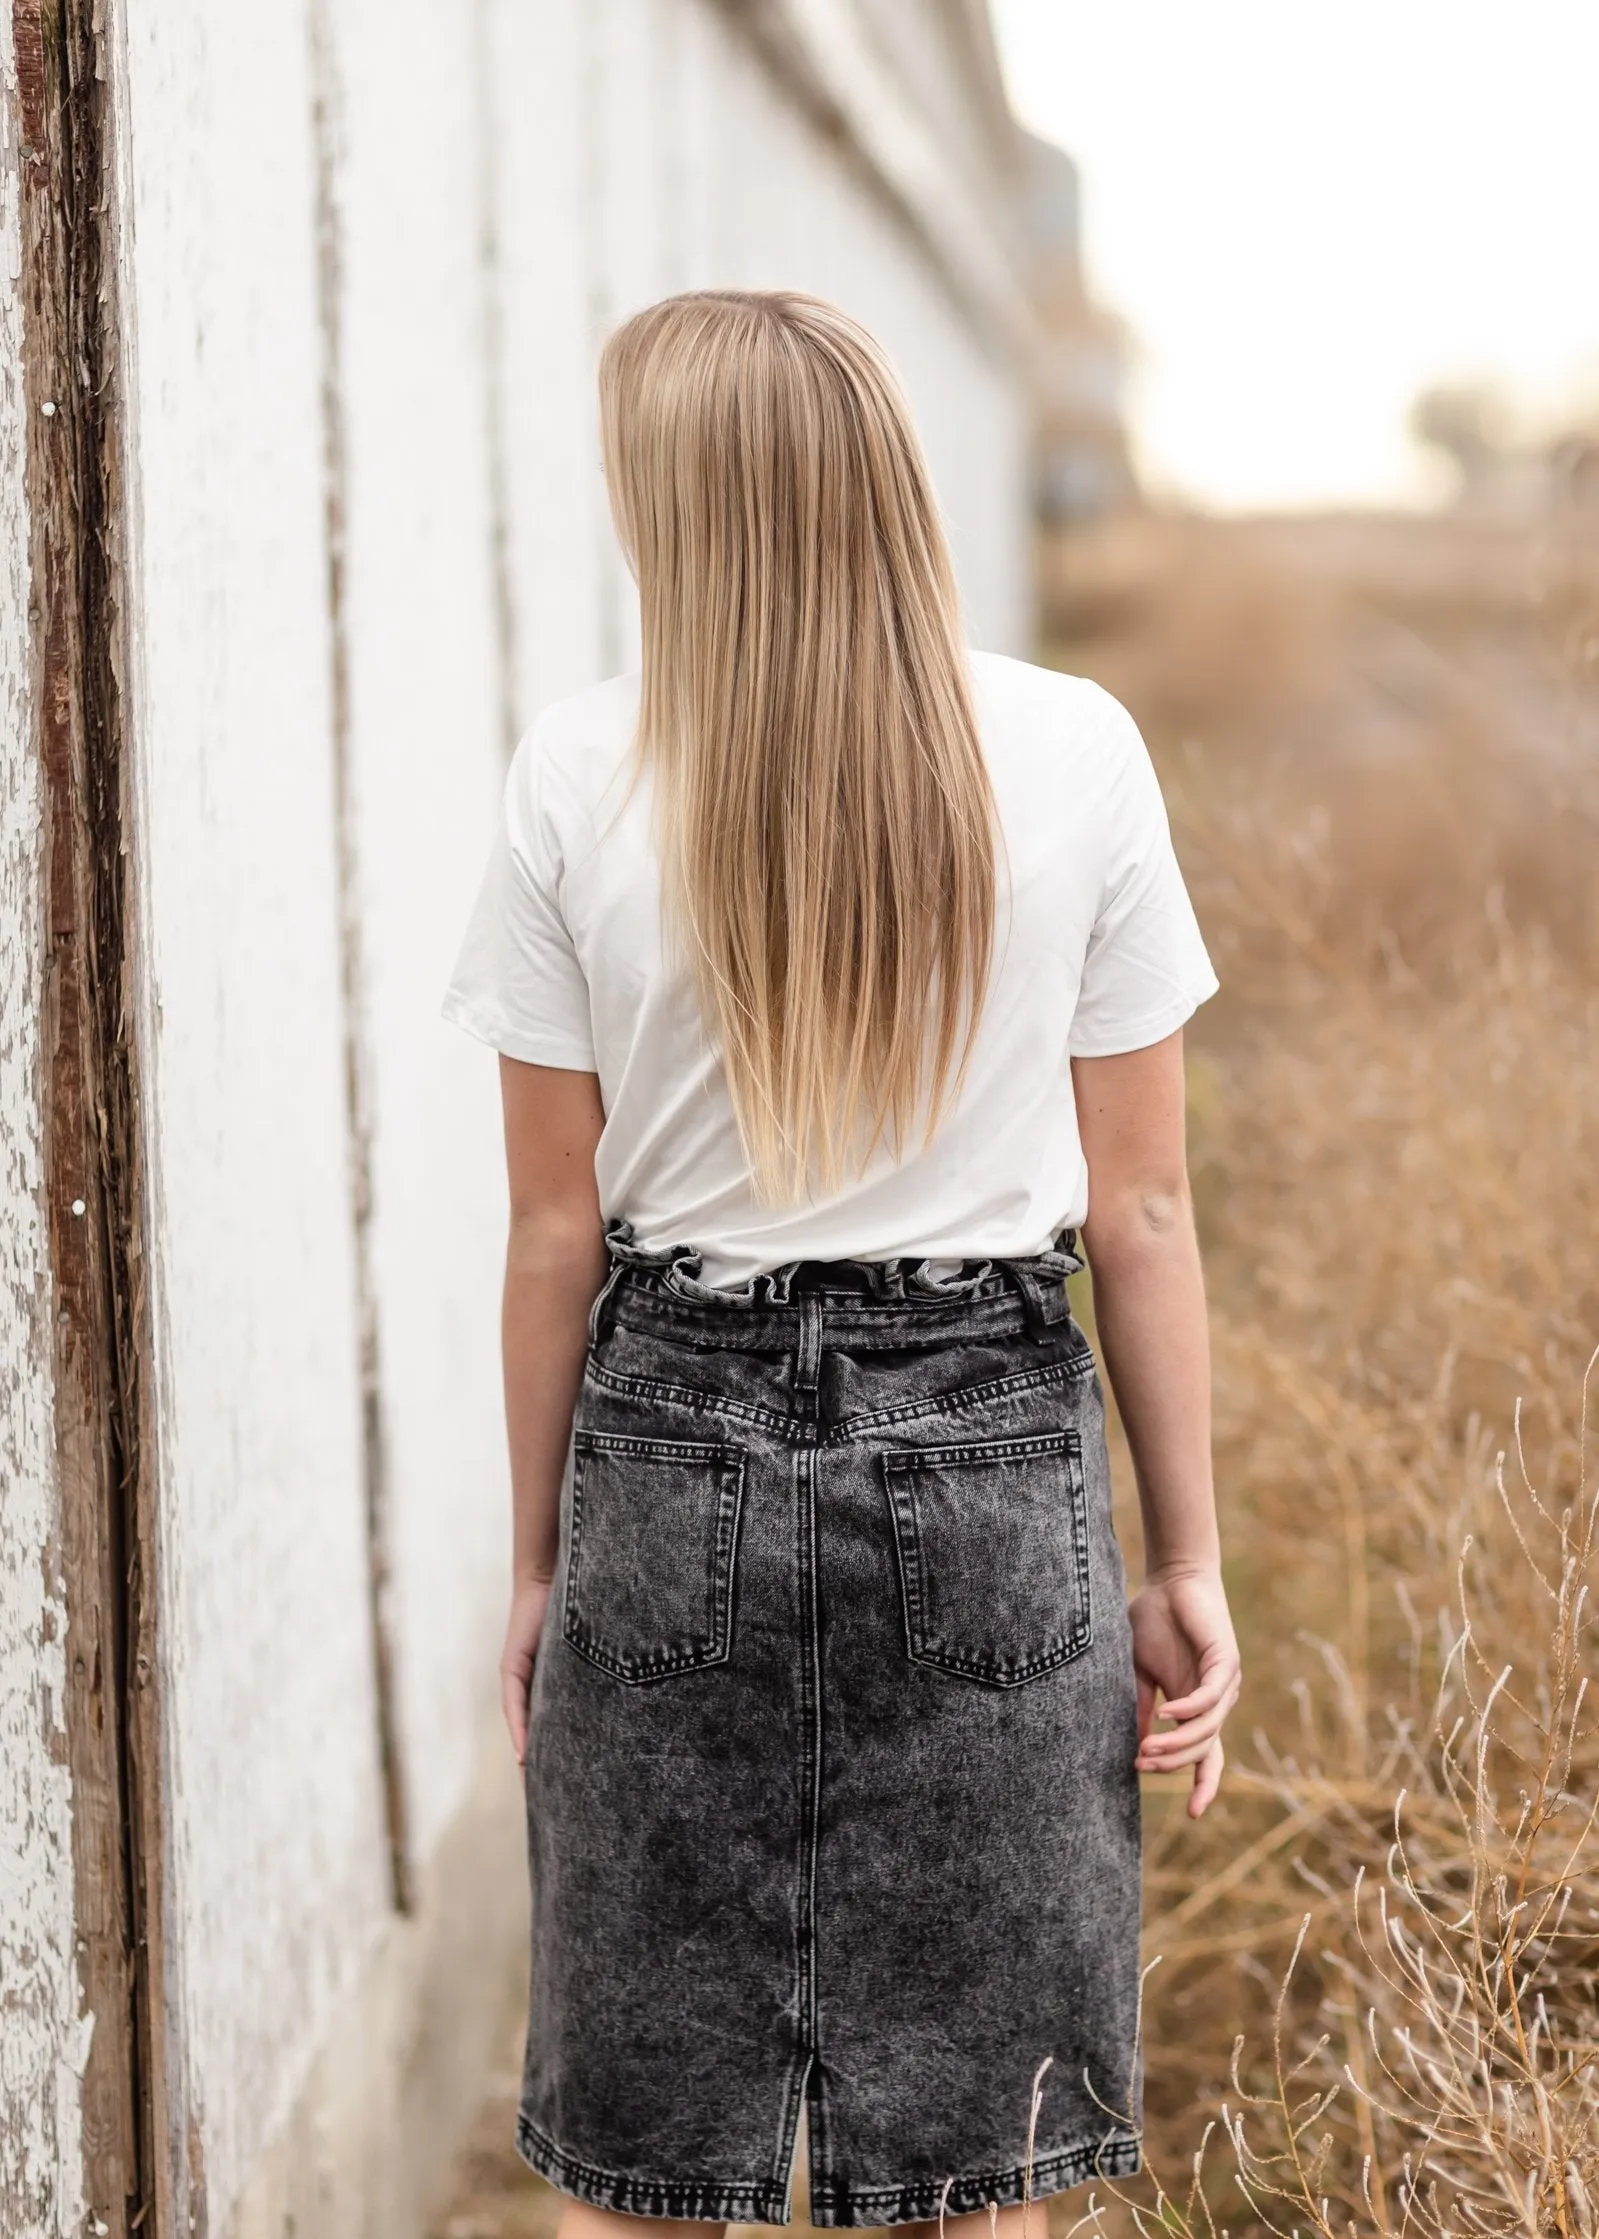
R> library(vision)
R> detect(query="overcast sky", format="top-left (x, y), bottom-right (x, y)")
top-left (989, 0), bottom-right (1599, 512)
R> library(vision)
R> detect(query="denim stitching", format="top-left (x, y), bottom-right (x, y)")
top-left (563, 1436), bottom-right (746, 1684)
top-left (883, 1429), bottom-right (1075, 1469)
top-left (771, 2047), bottom-right (813, 2220)
top-left (805, 2048), bottom-right (834, 2221)
top-left (798, 1439), bottom-right (823, 2059)
top-left (574, 1430), bottom-right (737, 1461)
top-left (1066, 1441), bottom-right (1088, 1656)
top-left (516, 2113), bottom-right (790, 2219)
top-left (807, 2131), bottom-right (1143, 2224)
top-left (881, 1432), bottom-right (1094, 1687)
top-left (830, 1355), bottom-right (1094, 1442)
top-left (584, 1358), bottom-right (802, 1439)
top-left (610, 1293), bottom-right (1050, 1353)
top-left (583, 1353), bottom-right (1093, 1446)
top-left (884, 1469), bottom-right (928, 1665)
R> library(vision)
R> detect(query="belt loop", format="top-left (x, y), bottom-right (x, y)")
top-left (793, 1291), bottom-right (823, 1404)
top-left (587, 1250), bottom-right (628, 1352)
top-left (1000, 1260), bottom-right (1054, 1345)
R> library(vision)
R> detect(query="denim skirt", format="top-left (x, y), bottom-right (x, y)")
top-left (516, 1223), bottom-right (1143, 2227)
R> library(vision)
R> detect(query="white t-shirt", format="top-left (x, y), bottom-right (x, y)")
top-left (443, 651), bottom-right (1217, 1288)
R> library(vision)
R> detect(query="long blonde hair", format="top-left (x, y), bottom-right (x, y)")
top-left (599, 289), bottom-right (996, 1203)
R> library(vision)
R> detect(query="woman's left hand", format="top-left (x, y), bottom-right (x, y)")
top-left (1128, 1565), bottom-right (1241, 1818)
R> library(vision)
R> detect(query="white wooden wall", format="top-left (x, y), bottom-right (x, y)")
top-left (490, 0), bottom-right (1030, 716)
top-left (0, 9), bottom-right (88, 2227)
top-left (4, 2), bottom-right (1028, 2230)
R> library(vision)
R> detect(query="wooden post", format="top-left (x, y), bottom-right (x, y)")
top-left (11, 1), bottom-right (165, 2230)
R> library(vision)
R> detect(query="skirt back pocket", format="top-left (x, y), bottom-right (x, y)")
top-left (564, 1430), bottom-right (746, 1684)
top-left (881, 1429), bottom-right (1092, 1687)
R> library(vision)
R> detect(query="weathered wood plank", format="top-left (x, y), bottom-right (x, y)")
top-left (10, 0), bottom-right (162, 2230)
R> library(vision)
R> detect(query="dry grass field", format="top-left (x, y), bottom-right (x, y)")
top-left (1056, 508), bottom-right (1599, 2237)
top-left (431, 507), bottom-right (1599, 2239)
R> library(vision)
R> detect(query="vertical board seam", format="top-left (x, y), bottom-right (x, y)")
top-left (306, 0), bottom-right (414, 1916)
top-left (469, 0), bottom-right (522, 765)
top-left (578, 0), bottom-right (622, 679)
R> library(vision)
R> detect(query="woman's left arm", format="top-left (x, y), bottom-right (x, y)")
top-left (497, 1056), bottom-right (608, 1761)
top-left (1073, 1031), bottom-right (1240, 1817)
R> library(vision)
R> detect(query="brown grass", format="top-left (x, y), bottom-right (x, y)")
top-left (1046, 508), bottom-right (1599, 2238)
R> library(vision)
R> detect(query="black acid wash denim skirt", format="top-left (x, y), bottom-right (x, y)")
top-left (517, 1222), bottom-right (1143, 2227)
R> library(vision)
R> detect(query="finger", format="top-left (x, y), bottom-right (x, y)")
top-left (1137, 1724), bottom-right (1223, 1773)
top-left (1136, 1671), bottom-right (1159, 1744)
top-left (1157, 1661), bottom-right (1240, 1722)
top-left (1138, 1714), bottom-right (1226, 1769)
top-left (1136, 1688), bottom-right (1239, 1770)
top-left (1188, 1740), bottom-right (1225, 1819)
top-left (1139, 1681), bottom-right (1240, 1758)
top-left (501, 1667), bottom-right (528, 1764)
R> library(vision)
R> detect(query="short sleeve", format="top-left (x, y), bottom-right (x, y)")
top-left (441, 733), bottom-right (598, 1070)
top-left (1067, 698), bottom-right (1219, 1058)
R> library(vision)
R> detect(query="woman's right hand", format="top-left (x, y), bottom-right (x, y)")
top-left (1128, 1565), bottom-right (1241, 1818)
top-left (501, 1575), bottom-right (554, 1764)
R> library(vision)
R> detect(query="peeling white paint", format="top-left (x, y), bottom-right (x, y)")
top-left (112, 2), bottom-right (388, 2218)
top-left (318, 0), bottom-right (515, 1877)
top-left (5, 3), bottom-right (1028, 2230)
top-left (0, 8), bottom-right (88, 2233)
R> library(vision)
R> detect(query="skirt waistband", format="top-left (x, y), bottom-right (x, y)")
top-left (588, 1219), bottom-right (1085, 1352)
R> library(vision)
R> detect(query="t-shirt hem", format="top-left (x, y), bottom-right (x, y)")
top-left (440, 990), bottom-right (598, 1072)
top-left (1066, 972), bottom-right (1220, 1060)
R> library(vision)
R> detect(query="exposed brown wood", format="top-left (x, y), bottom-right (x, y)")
top-left (12, 1), bottom-right (164, 2232)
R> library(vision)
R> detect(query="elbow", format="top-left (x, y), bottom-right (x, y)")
top-left (1084, 1176), bottom-right (1194, 1271)
top-left (1130, 1184), bottom-right (1189, 1240)
top-left (505, 1202), bottom-right (606, 1284)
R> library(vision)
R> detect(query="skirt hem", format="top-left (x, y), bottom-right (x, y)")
top-left (516, 2113), bottom-right (794, 2224)
top-left (808, 2133), bottom-right (1143, 2227)
top-left (516, 2111), bottom-right (1142, 2227)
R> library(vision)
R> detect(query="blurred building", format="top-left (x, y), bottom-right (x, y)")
top-left (0, 7), bottom-right (1029, 2239)
top-left (1024, 132), bottom-right (1139, 525)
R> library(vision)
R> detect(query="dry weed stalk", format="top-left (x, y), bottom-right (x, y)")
top-left (1042, 511), bottom-right (1598, 2239)
top-left (1069, 1365), bottom-right (1599, 2238)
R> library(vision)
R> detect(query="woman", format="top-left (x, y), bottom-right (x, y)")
top-left (444, 290), bottom-right (1239, 2238)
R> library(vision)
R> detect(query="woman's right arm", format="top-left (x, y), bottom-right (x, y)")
top-left (1073, 1029), bottom-right (1240, 1818)
top-left (497, 1055), bottom-right (608, 1761)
